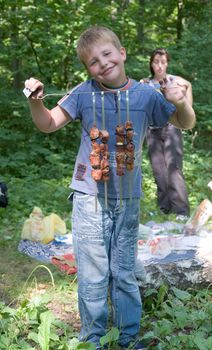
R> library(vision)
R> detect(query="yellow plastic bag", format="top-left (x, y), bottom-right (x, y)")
top-left (43, 213), bottom-right (66, 243)
top-left (21, 207), bottom-right (66, 243)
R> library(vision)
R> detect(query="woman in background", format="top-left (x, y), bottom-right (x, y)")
top-left (141, 48), bottom-right (193, 221)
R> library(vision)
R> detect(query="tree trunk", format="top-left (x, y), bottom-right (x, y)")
top-left (137, 0), bottom-right (145, 54)
top-left (177, 0), bottom-right (183, 40)
top-left (11, 5), bottom-right (22, 90)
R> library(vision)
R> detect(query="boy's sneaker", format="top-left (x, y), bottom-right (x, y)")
top-left (133, 341), bottom-right (147, 350)
top-left (176, 214), bottom-right (189, 222)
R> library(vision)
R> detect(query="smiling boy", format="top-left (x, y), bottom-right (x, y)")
top-left (24, 26), bottom-right (195, 350)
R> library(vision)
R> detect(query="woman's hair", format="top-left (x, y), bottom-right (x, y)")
top-left (149, 48), bottom-right (170, 77)
top-left (77, 26), bottom-right (122, 63)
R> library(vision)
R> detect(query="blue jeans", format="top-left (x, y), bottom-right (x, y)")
top-left (71, 192), bottom-right (141, 347)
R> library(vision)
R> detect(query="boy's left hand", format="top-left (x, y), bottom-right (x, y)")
top-left (160, 77), bottom-right (187, 106)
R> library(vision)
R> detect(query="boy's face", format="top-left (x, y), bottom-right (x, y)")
top-left (83, 41), bottom-right (127, 87)
top-left (151, 54), bottom-right (168, 79)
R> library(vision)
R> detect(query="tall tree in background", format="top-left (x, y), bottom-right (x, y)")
top-left (0, 0), bottom-right (211, 108)
top-left (177, 0), bottom-right (183, 40)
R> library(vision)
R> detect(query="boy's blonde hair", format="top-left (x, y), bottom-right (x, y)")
top-left (77, 26), bottom-right (122, 63)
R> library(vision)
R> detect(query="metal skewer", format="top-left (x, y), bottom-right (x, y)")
top-left (126, 90), bottom-right (133, 204)
top-left (92, 92), bottom-right (98, 212)
top-left (101, 92), bottom-right (108, 210)
top-left (23, 85), bottom-right (180, 100)
top-left (117, 90), bottom-right (123, 209)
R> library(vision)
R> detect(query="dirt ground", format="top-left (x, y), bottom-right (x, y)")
top-left (0, 242), bottom-right (81, 332)
top-left (26, 282), bottom-right (81, 331)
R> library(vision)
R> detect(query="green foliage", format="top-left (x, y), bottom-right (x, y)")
top-left (100, 327), bottom-right (120, 348)
top-left (0, 90), bottom-right (81, 179)
top-left (29, 310), bottom-right (56, 350)
top-left (1, 286), bottom-right (212, 349)
top-left (0, 296), bottom-right (73, 350)
top-left (1, 0), bottom-right (211, 137)
top-left (168, 0), bottom-right (212, 134)
top-left (141, 286), bottom-right (212, 349)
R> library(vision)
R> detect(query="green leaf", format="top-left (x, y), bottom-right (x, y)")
top-left (142, 331), bottom-right (155, 340)
top-left (100, 327), bottom-right (120, 346)
top-left (171, 287), bottom-right (192, 301)
top-left (77, 342), bottom-right (96, 350)
top-left (28, 331), bottom-right (39, 344)
top-left (155, 319), bottom-right (174, 336)
top-left (174, 310), bottom-right (189, 329)
top-left (0, 305), bottom-right (16, 316)
top-left (206, 337), bottom-right (212, 349)
top-left (37, 310), bottom-right (54, 350)
top-left (156, 285), bottom-right (168, 308)
top-left (193, 334), bottom-right (208, 350)
top-left (0, 335), bottom-right (10, 348)
top-left (68, 337), bottom-right (79, 350)
top-left (144, 288), bottom-right (157, 297)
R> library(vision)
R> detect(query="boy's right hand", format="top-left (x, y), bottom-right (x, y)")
top-left (24, 77), bottom-right (44, 99)
top-left (159, 77), bottom-right (187, 106)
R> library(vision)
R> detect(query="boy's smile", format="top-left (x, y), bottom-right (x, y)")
top-left (83, 41), bottom-right (127, 87)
